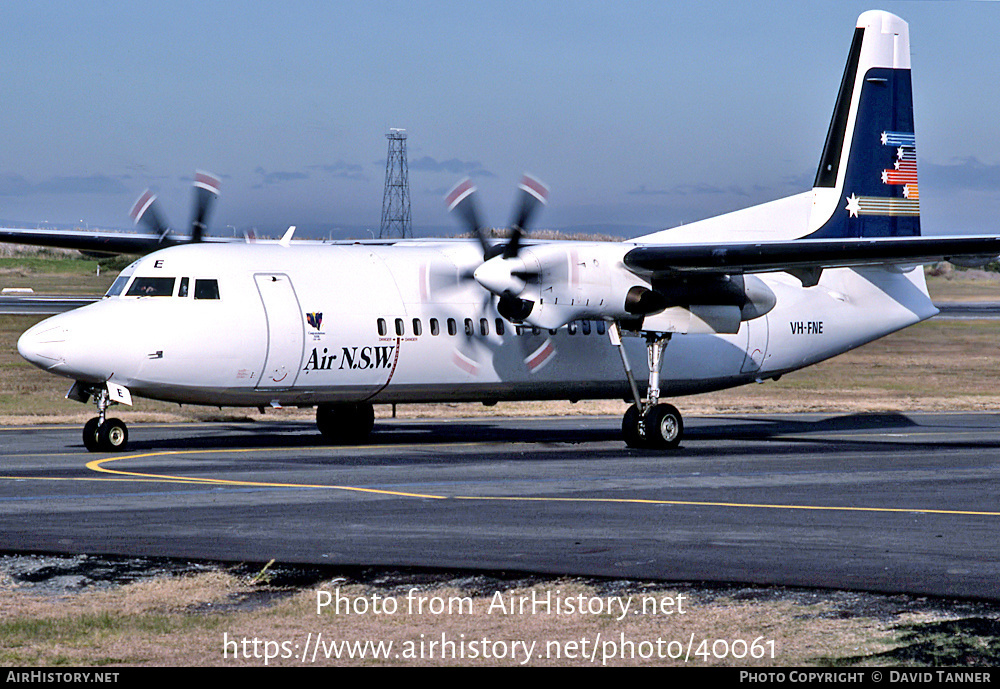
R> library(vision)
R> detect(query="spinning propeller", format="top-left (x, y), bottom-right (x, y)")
top-left (129, 171), bottom-right (221, 244)
top-left (445, 174), bottom-right (549, 322)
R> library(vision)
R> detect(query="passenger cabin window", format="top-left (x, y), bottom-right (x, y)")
top-left (447, 318), bottom-right (457, 336)
top-left (395, 318), bottom-right (404, 336)
top-left (412, 318), bottom-right (422, 336)
top-left (377, 318), bottom-right (387, 336)
top-left (126, 277), bottom-right (175, 297)
top-left (430, 318), bottom-right (440, 336)
top-left (194, 279), bottom-right (220, 300)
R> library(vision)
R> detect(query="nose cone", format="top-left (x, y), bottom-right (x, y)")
top-left (17, 309), bottom-right (117, 383)
top-left (474, 256), bottom-right (527, 297)
top-left (17, 321), bottom-right (68, 371)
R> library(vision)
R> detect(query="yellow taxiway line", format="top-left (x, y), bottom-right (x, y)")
top-left (65, 447), bottom-right (1000, 519)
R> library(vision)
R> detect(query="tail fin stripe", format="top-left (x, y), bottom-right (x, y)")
top-left (882, 131), bottom-right (915, 146)
top-left (847, 194), bottom-right (920, 217)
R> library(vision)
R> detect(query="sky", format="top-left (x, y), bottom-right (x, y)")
top-left (1, 0), bottom-right (999, 239)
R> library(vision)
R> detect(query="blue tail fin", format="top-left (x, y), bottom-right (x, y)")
top-left (807, 11), bottom-right (920, 239)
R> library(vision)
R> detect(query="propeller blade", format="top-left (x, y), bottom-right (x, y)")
top-left (446, 178), bottom-right (495, 258)
top-left (190, 170), bottom-right (221, 243)
top-left (129, 189), bottom-right (170, 239)
top-left (511, 268), bottom-right (541, 284)
top-left (502, 228), bottom-right (523, 260)
top-left (503, 174), bottom-right (548, 259)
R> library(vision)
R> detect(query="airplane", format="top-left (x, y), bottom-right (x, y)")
top-left (14, 10), bottom-right (1000, 453)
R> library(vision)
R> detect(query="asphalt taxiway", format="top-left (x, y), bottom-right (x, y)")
top-left (2, 413), bottom-right (1000, 600)
top-left (0, 295), bottom-right (98, 314)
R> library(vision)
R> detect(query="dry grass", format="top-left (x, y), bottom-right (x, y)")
top-left (0, 571), bottom-right (946, 667)
top-left (0, 244), bottom-right (83, 259)
top-left (0, 244), bottom-right (118, 295)
top-left (926, 262), bottom-right (1000, 302)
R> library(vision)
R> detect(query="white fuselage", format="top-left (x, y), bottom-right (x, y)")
top-left (17, 239), bottom-right (938, 409)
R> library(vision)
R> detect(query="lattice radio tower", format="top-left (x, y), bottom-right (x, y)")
top-left (380, 128), bottom-right (412, 238)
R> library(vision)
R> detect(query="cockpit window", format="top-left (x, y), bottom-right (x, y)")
top-left (194, 279), bottom-right (220, 300)
top-left (104, 275), bottom-right (131, 298)
top-left (126, 277), bottom-right (175, 297)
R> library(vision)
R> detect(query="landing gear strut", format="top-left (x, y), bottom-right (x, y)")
top-left (610, 323), bottom-right (684, 449)
top-left (83, 387), bottom-right (129, 453)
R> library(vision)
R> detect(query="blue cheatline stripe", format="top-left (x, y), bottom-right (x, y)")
top-left (882, 131), bottom-right (915, 147)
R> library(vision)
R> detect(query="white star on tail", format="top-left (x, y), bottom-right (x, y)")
top-left (845, 193), bottom-right (860, 218)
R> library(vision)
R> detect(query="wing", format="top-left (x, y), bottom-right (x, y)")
top-left (624, 235), bottom-right (1000, 283)
top-left (0, 170), bottom-right (229, 256)
top-left (0, 227), bottom-right (234, 255)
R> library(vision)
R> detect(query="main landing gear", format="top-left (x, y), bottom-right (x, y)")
top-left (610, 323), bottom-right (684, 449)
top-left (82, 387), bottom-right (129, 453)
top-left (316, 402), bottom-right (375, 444)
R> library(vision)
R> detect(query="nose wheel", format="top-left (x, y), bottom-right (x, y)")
top-left (84, 417), bottom-right (129, 452)
top-left (81, 386), bottom-right (130, 452)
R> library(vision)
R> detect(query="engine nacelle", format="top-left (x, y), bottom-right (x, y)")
top-left (501, 243), bottom-right (661, 329)
top-left (477, 242), bottom-right (777, 333)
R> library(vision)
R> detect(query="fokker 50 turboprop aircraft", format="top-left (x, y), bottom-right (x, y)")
top-left (14, 11), bottom-right (1000, 452)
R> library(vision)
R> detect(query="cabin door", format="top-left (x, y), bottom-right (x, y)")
top-left (255, 273), bottom-right (305, 390)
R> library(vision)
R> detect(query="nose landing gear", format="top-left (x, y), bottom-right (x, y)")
top-left (81, 386), bottom-right (130, 452)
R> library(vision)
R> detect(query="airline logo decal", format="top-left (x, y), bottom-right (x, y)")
top-left (306, 312), bottom-right (323, 330)
top-left (845, 130), bottom-right (919, 218)
top-left (303, 346), bottom-right (396, 371)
